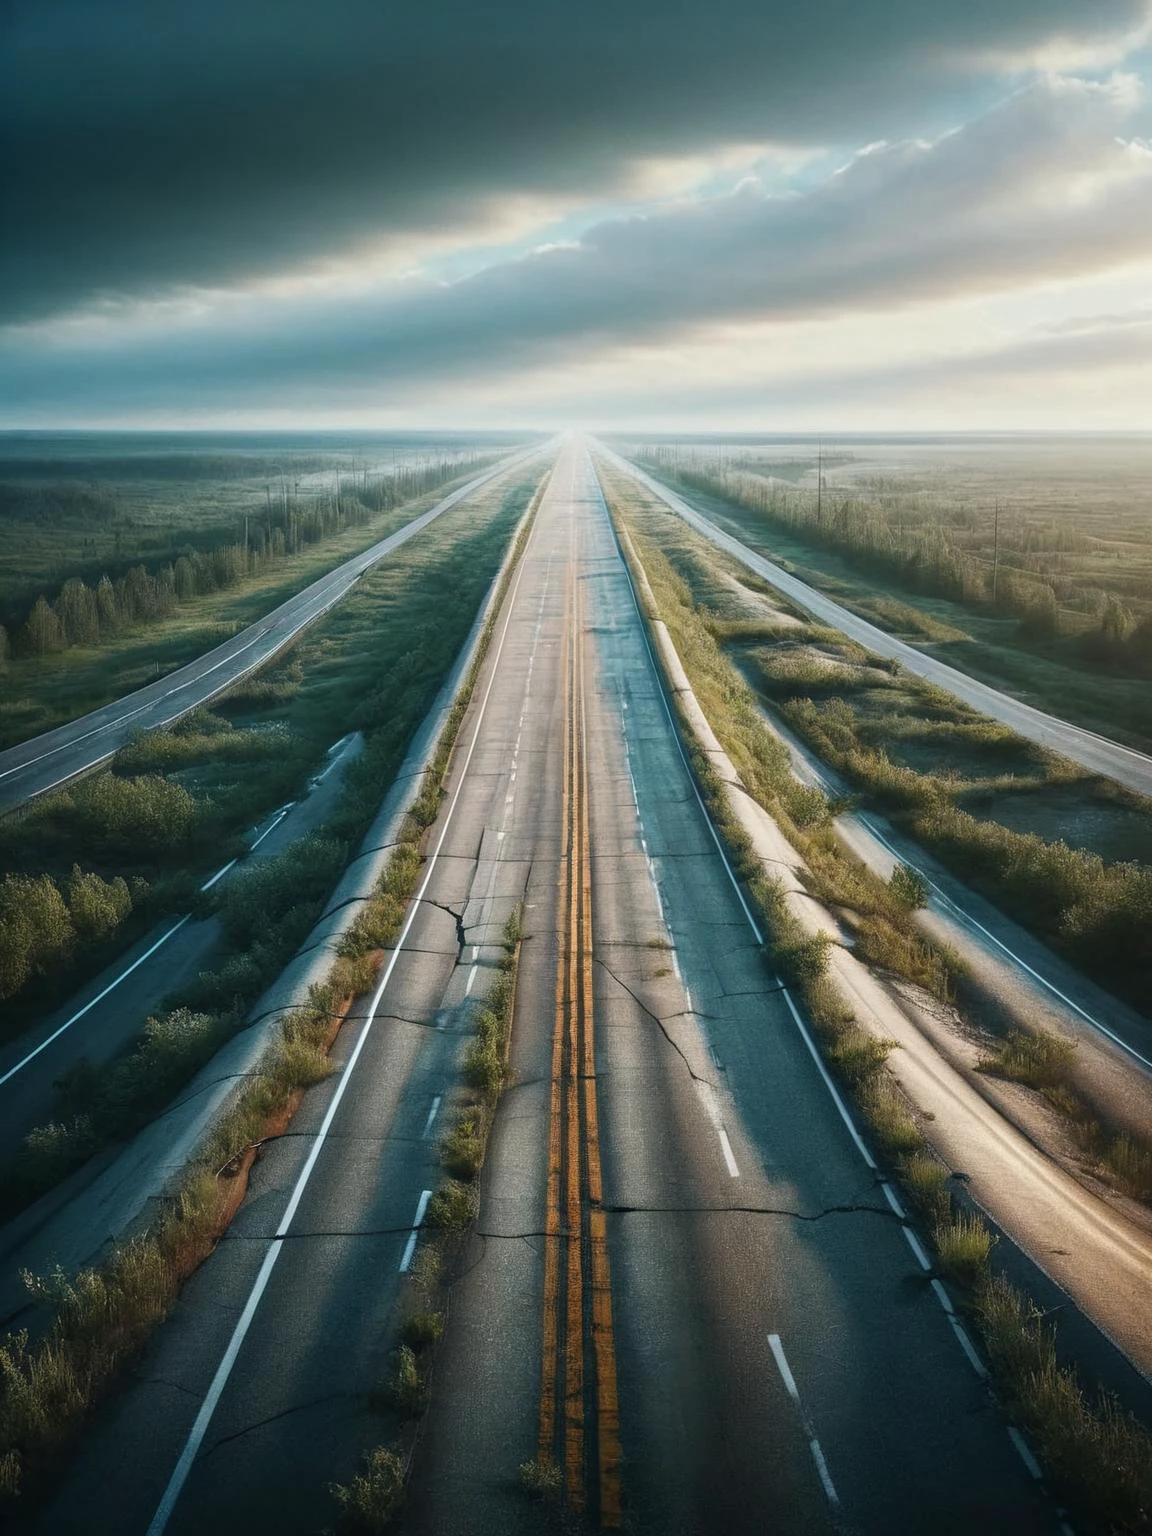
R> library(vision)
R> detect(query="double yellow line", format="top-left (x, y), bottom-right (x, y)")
top-left (538, 539), bottom-right (622, 1526)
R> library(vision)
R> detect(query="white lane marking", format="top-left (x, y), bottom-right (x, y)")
top-left (949, 1317), bottom-right (988, 1378)
top-left (880, 1181), bottom-right (906, 1219)
top-left (198, 859), bottom-right (238, 893)
top-left (767, 1333), bottom-right (840, 1508)
top-left (144, 472), bottom-right (542, 1536)
top-left (244, 803), bottom-right (295, 855)
top-left (1008, 1427), bottom-right (1043, 1480)
top-left (0, 917), bottom-right (190, 1088)
top-left (930, 1278), bottom-right (955, 1315)
top-left (717, 1127), bottom-right (740, 1179)
top-left (902, 1226), bottom-right (933, 1272)
top-left (399, 1189), bottom-right (433, 1273)
top-left (780, 988), bottom-right (877, 1172)
top-left (421, 1096), bottom-right (442, 1140)
top-left (465, 964), bottom-right (478, 997)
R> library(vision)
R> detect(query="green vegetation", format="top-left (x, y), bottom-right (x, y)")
top-left (645, 445), bottom-right (1152, 670)
top-left (0, 473), bottom-right (538, 1044)
top-left (331, 1446), bottom-right (407, 1533)
top-left (0, 469), bottom-right (545, 1511)
top-left (604, 467), bottom-right (1152, 1535)
top-left (748, 646), bottom-right (1152, 1012)
top-left (629, 444), bottom-right (1152, 751)
top-left (0, 439), bottom-right (507, 750)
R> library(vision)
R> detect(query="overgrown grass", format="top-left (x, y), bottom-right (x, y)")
top-left (604, 467), bottom-right (1152, 1535)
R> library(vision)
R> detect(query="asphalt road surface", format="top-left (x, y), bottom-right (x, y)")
top-left (0, 446), bottom-right (544, 815)
top-left (596, 443), bottom-right (1152, 800)
top-left (23, 447), bottom-right (1059, 1535)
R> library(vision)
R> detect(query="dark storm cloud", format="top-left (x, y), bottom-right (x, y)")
top-left (2, 76), bottom-right (1148, 419)
top-left (2, 0), bottom-right (1147, 322)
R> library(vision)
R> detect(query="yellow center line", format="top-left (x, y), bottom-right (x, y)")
top-left (537, 485), bottom-right (623, 1525)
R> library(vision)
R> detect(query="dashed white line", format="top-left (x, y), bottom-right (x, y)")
top-left (421, 1097), bottom-right (442, 1140)
top-left (465, 963), bottom-right (478, 996)
top-left (399, 1189), bottom-right (433, 1272)
top-left (717, 1127), bottom-right (740, 1179)
top-left (767, 1333), bottom-right (839, 1507)
top-left (1008, 1426), bottom-right (1043, 1480)
top-left (902, 1226), bottom-right (933, 1272)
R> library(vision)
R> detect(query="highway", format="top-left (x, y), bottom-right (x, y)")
top-left (596, 444), bottom-right (1152, 800)
top-left (22, 446), bottom-right (1059, 1535)
top-left (0, 445), bottom-right (544, 815)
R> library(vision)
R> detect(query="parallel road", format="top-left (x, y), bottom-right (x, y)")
top-left (595, 443), bottom-right (1152, 799)
top-left (24, 448), bottom-right (1056, 1535)
top-left (0, 445), bottom-right (545, 814)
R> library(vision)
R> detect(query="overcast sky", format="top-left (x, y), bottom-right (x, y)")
top-left (3, 1), bottom-right (1152, 429)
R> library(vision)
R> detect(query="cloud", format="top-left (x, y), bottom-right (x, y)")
top-left (3, 74), bottom-right (1150, 422)
top-left (2, 0), bottom-right (1149, 323)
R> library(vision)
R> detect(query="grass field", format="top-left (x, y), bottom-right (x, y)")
top-left (0, 431), bottom-right (533, 749)
top-left (614, 434), bottom-right (1152, 752)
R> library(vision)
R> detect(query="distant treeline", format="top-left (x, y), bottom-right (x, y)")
top-left (0, 455), bottom-right (487, 665)
top-left (651, 459), bottom-right (1152, 673)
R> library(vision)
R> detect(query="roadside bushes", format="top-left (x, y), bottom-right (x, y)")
top-left (0, 868), bottom-right (138, 1003)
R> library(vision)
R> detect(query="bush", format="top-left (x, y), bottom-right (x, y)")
top-left (331, 1445), bottom-right (406, 1532)
top-left (63, 866), bottom-right (133, 944)
top-left (426, 1179), bottom-right (475, 1231)
top-left (888, 862), bottom-right (928, 910)
top-left (934, 1210), bottom-right (995, 1287)
top-left (63, 774), bottom-right (199, 857)
top-left (0, 874), bottom-right (74, 1000)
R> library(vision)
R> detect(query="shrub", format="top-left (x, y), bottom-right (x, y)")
top-left (934, 1210), bottom-right (995, 1287)
top-left (331, 1445), bottom-right (406, 1532)
top-left (62, 866), bottom-right (133, 945)
top-left (0, 874), bottom-right (74, 1000)
top-left (426, 1180), bottom-right (475, 1231)
top-left (888, 862), bottom-right (928, 910)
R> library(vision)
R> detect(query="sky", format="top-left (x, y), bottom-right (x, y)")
top-left (3, 1), bottom-right (1152, 431)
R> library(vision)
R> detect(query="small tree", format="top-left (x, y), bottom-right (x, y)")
top-left (22, 596), bottom-right (65, 657)
top-left (889, 862), bottom-right (928, 910)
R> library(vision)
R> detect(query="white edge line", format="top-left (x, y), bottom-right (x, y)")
top-left (145, 481), bottom-right (540, 1536)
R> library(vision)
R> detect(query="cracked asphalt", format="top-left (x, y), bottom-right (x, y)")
top-left (21, 446), bottom-right (1059, 1535)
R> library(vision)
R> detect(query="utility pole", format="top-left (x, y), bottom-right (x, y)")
top-left (816, 437), bottom-right (823, 527)
top-left (992, 499), bottom-right (1000, 604)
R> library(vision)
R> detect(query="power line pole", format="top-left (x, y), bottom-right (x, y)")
top-left (992, 499), bottom-right (1000, 604)
top-left (816, 437), bottom-right (823, 526)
